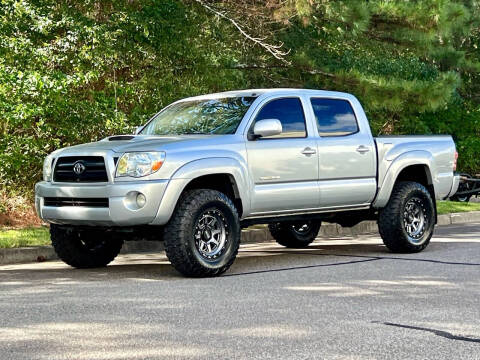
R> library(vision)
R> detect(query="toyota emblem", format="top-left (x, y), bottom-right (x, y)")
top-left (73, 161), bottom-right (86, 175)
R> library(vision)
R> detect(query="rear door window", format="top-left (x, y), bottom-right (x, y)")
top-left (311, 98), bottom-right (359, 137)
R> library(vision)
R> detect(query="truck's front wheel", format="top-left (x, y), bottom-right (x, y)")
top-left (163, 189), bottom-right (240, 277)
top-left (50, 225), bottom-right (123, 268)
top-left (378, 181), bottom-right (435, 253)
top-left (268, 221), bottom-right (321, 248)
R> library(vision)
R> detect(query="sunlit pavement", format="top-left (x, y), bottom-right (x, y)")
top-left (1, 223), bottom-right (479, 359)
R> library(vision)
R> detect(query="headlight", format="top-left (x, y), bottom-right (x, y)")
top-left (116, 152), bottom-right (165, 178)
top-left (43, 155), bottom-right (53, 181)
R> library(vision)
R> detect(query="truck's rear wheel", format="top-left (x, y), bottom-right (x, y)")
top-left (378, 181), bottom-right (435, 253)
top-left (50, 225), bottom-right (123, 268)
top-left (163, 189), bottom-right (240, 277)
top-left (268, 221), bottom-right (321, 248)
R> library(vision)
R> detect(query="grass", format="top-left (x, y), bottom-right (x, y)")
top-left (0, 200), bottom-right (479, 248)
top-left (0, 227), bottom-right (50, 249)
top-left (436, 200), bottom-right (480, 215)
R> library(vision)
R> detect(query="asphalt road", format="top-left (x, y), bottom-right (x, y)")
top-left (1, 223), bottom-right (479, 360)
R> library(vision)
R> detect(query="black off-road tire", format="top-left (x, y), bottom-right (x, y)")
top-left (50, 224), bottom-right (124, 268)
top-left (163, 189), bottom-right (241, 277)
top-left (268, 221), bottom-right (321, 248)
top-left (378, 181), bottom-right (435, 253)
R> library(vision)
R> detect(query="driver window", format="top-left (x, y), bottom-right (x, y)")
top-left (253, 98), bottom-right (307, 138)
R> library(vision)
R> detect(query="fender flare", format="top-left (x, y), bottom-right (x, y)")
top-left (151, 157), bottom-right (251, 225)
top-left (373, 150), bottom-right (435, 208)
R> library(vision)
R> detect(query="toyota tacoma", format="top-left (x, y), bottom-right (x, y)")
top-left (35, 89), bottom-right (460, 277)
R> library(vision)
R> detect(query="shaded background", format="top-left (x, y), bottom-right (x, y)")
top-left (1, 0), bottom-right (479, 219)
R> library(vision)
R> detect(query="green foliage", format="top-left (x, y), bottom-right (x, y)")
top-left (0, 227), bottom-right (50, 248)
top-left (0, 0), bottom-right (479, 202)
top-left (0, 0), bottom-right (258, 194)
top-left (414, 99), bottom-right (480, 174)
top-left (276, 0), bottom-right (480, 165)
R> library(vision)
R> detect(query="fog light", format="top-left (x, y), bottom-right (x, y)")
top-left (136, 193), bottom-right (146, 208)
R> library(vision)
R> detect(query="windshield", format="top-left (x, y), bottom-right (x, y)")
top-left (140, 96), bottom-right (257, 135)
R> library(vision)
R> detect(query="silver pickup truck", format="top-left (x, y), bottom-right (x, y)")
top-left (35, 89), bottom-right (460, 277)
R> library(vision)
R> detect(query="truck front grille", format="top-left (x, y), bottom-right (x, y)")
top-left (44, 197), bottom-right (109, 208)
top-left (53, 156), bottom-right (108, 182)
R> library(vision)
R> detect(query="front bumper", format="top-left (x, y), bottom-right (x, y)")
top-left (35, 180), bottom-right (169, 226)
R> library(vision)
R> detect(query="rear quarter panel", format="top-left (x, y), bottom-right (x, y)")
top-left (374, 135), bottom-right (456, 208)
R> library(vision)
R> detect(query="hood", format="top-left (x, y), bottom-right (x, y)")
top-left (55, 135), bottom-right (218, 155)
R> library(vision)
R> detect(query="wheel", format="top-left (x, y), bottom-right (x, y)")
top-left (163, 189), bottom-right (241, 277)
top-left (50, 224), bottom-right (123, 268)
top-left (378, 181), bottom-right (435, 253)
top-left (268, 221), bottom-right (321, 248)
top-left (452, 194), bottom-right (471, 203)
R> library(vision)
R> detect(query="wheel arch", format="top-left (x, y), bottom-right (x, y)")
top-left (182, 173), bottom-right (244, 216)
top-left (373, 151), bottom-right (435, 209)
top-left (151, 158), bottom-right (251, 225)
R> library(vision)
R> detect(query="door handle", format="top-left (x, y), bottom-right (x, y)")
top-left (301, 147), bottom-right (317, 156)
top-left (356, 145), bottom-right (370, 154)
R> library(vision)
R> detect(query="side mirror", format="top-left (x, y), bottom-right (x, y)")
top-left (252, 119), bottom-right (282, 139)
top-left (134, 126), bottom-right (144, 135)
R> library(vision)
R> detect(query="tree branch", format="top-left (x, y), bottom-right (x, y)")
top-left (194, 0), bottom-right (291, 64)
top-left (230, 63), bottom-right (335, 77)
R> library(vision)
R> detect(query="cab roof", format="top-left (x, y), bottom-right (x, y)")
top-left (180, 88), bottom-right (355, 101)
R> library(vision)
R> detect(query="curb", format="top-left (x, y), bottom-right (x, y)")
top-left (447, 211), bottom-right (480, 224)
top-left (1, 211), bottom-right (479, 265)
top-left (0, 246), bottom-right (57, 265)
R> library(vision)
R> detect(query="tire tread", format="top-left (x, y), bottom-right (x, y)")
top-left (50, 225), bottom-right (123, 268)
top-left (378, 181), bottom-right (434, 253)
top-left (163, 189), bottom-right (240, 277)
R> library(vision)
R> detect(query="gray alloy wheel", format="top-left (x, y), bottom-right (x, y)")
top-left (163, 189), bottom-right (240, 277)
top-left (403, 197), bottom-right (428, 245)
top-left (194, 209), bottom-right (228, 260)
top-left (378, 181), bottom-right (435, 253)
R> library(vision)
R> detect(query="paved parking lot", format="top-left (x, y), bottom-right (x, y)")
top-left (1, 223), bottom-right (479, 359)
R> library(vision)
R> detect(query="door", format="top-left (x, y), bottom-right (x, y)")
top-left (246, 97), bottom-right (319, 214)
top-left (310, 97), bottom-right (377, 207)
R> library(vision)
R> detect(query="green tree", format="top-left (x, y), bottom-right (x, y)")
top-left (1, 0), bottom-right (479, 201)
top-left (196, 0), bottom-right (480, 171)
